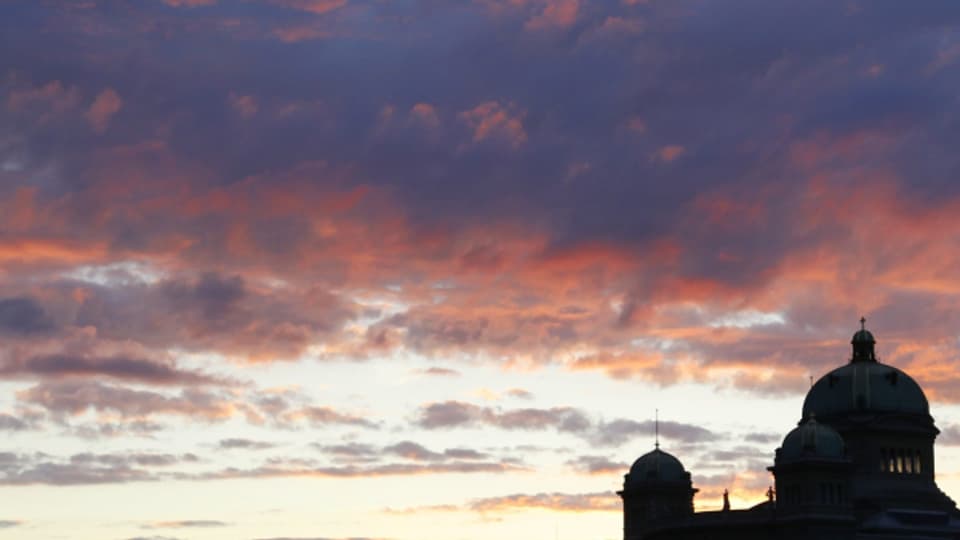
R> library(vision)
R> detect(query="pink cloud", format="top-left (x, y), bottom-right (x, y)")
top-left (85, 88), bottom-right (122, 133)
top-left (595, 16), bottom-right (644, 35)
top-left (228, 92), bottom-right (258, 118)
top-left (273, 0), bottom-right (348, 14)
top-left (409, 103), bottom-right (441, 130)
top-left (272, 25), bottom-right (332, 42)
top-left (525, 0), bottom-right (579, 30)
top-left (5, 79), bottom-right (80, 119)
top-left (625, 116), bottom-right (646, 133)
top-left (459, 101), bottom-right (527, 148)
top-left (656, 145), bottom-right (685, 162)
top-left (163, 0), bottom-right (217, 6)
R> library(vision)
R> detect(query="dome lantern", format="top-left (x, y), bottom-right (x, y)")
top-left (851, 316), bottom-right (876, 363)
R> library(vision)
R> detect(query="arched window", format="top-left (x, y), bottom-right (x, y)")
top-left (915, 450), bottom-right (922, 474)
top-left (880, 447), bottom-right (887, 472)
top-left (905, 449), bottom-right (913, 473)
top-left (896, 449), bottom-right (903, 473)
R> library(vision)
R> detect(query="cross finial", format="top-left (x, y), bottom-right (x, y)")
top-left (655, 408), bottom-right (659, 449)
top-left (860, 316), bottom-right (866, 330)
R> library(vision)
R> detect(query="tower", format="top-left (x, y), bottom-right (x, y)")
top-left (618, 447), bottom-right (697, 540)
top-left (801, 321), bottom-right (955, 515)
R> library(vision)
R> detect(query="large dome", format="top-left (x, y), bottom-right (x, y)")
top-left (802, 361), bottom-right (929, 418)
top-left (625, 448), bottom-right (689, 486)
top-left (802, 324), bottom-right (929, 418)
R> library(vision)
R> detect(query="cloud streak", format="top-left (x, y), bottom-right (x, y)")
top-left (415, 401), bottom-right (718, 446)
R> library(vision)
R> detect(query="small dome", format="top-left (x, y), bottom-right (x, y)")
top-left (852, 329), bottom-right (875, 344)
top-left (779, 417), bottom-right (845, 462)
top-left (802, 361), bottom-right (929, 418)
top-left (851, 318), bottom-right (877, 362)
top-left (625, 448), bottom-right (689, 486)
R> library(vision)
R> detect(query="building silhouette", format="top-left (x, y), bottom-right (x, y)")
top-left (620, 321), bottom-right (960, 539)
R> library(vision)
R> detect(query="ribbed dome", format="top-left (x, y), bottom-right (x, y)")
top-left (625, 448), bottom-right (689, 486)
top-left (779, 417), bottom-right (845, 462)
top-left (803, 323), bottom-right (929, 418)
top-left (802, 361), bottom-right (929, 418)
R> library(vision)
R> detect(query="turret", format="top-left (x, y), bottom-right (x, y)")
top-left (769, 416), bottom-right (853, 514)
top-left (619, 447), bottom-right (697, 540)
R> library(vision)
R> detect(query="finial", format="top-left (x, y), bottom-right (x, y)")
top-left (860, 316), bottom-right (866, 331)
top-left (722, 489), bottom-right (730, 511)
top-left (655, 408), bottom-right (659, 449)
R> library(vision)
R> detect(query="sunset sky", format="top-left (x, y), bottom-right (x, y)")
top-left (5, 1), bottom-right (960, 539)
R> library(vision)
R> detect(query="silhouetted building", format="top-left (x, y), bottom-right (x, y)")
top-left (619, 321), bottom-right (960, 539)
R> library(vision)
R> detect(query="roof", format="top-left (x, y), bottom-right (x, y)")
top-left (778, 417), bottom-right (845, 462)
top-left (802, 361), bottom-right (929, 418)
top-left (625, 448), bottom-right (689, 486)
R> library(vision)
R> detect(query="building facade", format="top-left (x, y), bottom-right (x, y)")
top-left (619, 323), bottom-right (960, 539)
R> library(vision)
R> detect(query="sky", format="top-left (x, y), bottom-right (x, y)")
top-left (4, 0), bottom-right (960, 538)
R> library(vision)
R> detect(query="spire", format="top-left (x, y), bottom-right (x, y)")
top-left (851, 316), bottom-right (877, 363)
top-left (655, 408), bottom-right (659, 449)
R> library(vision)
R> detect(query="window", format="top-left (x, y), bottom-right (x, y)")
top-left (882, 448), bottom-right (924, 474)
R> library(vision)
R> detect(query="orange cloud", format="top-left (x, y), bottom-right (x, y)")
top-left (386, 491), bottom-right (619, 515)
top-left (10, 124), bottom-right (960, 403)
top-left (470, 491), bottom-right (619, 513)
top-left (0, 239), bottom-right (106, 265)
